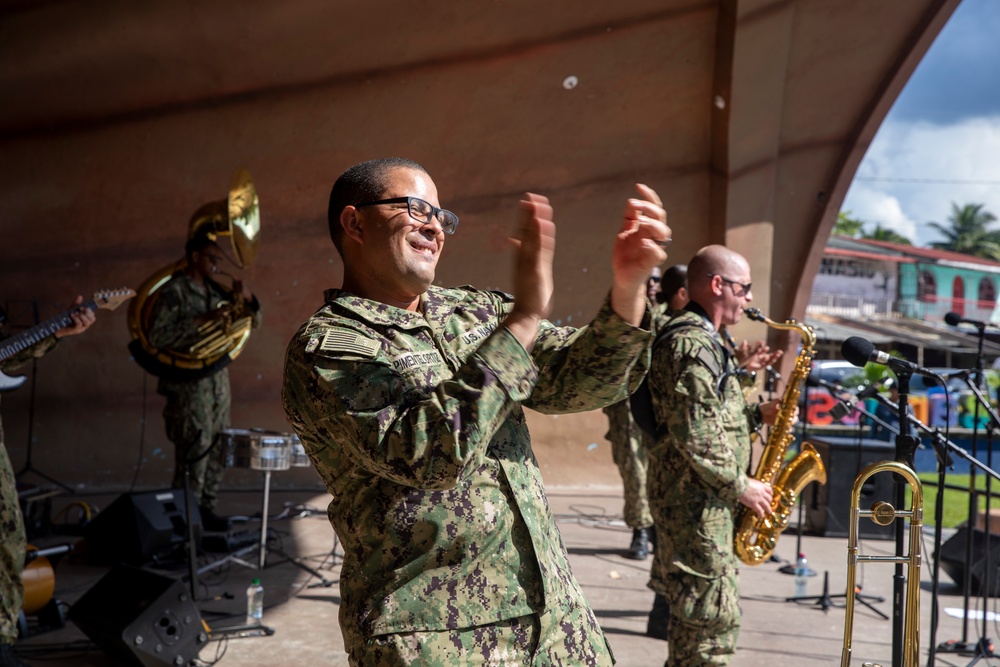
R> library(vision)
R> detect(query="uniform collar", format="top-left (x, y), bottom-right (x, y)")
top-left (323, 285), bottom-right (463, 330)
top-left (683, 301), bottom-right (717, 333)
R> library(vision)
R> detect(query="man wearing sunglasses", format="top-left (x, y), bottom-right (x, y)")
top-left (646, 245), bottom-right (784, 667)
top-left (283, 157), bottom-right (670, 665)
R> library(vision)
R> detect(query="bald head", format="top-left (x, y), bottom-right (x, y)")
top-left (688, 245), bottom-right (748, 293)
top-left (686, 245), bottom-right (753, 329)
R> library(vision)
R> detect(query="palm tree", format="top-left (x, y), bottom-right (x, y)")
top-left (861, 224), bottom-right (911, 245)
top-left (833, 211), bottom-right (865, 237)
top-left (927, 202), bottom-right (1000, 259)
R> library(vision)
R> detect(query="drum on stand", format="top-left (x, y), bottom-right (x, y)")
top-left (218, 428), bottom-right (291, 570)
top-left (219, 429), bottom-right (290, 471)
top-left (287, 434), bottom-right (310, 467)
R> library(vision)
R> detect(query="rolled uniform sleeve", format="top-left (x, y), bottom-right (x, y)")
top-left (1, 334), bottom-right (59, 374)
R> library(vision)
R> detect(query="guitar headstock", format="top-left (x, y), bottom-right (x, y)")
top-left (92, 288), bottom-right (137, 312)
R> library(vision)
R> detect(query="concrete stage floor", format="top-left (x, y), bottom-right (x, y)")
top-left (11, 486), bottom-right (1000, 666)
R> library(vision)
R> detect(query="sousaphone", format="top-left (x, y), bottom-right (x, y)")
top-left (127, 168), bottom-right (260, 382)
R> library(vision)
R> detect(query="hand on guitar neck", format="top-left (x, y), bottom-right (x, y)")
top-left (53, 295), bottom-right (96, 338)
top-left (0, 287), bottom-right (135, 391)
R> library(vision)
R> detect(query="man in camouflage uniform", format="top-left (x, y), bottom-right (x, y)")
top-left (282, 157), bottom-right (671, 665)
top-left (1, 297), bottom-right (95, 667)
top-left (646, 246), bottom-right (782, 667)
top-left (147, 233), bottom-right (262, 531)
top-left (602, 268), bottom-right (671, 561)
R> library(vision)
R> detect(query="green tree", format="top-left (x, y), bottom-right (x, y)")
top-left (833, 211), bottom-right (865, 238)
top-left (927, 202), bottom-right (1000, 259)
top-left (862, 224), bottom-right (912, 245)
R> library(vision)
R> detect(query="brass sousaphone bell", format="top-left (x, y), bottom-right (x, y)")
top-left (127, 168), bottom-right (260, 382)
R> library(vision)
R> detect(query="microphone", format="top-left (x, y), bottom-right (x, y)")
top-left (841, 336), bottom-right (942, 381)
top-left (944, 312), bottom-right (994, 329)
top-left (805, 372), bottom-right (846, 393)
top-left (857, 377), bottom-right (892, 400)
top-left (805, 372), bottom-right (856, 420)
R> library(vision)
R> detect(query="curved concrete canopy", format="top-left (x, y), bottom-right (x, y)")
top-left (0, 0), bottom-right (958, 488)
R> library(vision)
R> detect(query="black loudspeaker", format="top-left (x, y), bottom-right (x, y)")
top-left (68, 565), bottom-right (208, 666)
top-left (937, 527), bottom-right (1000, 597)
top-left (83, 489), bottom-right (202, 565)
top-left (804, 437), bottom-right (897, 539)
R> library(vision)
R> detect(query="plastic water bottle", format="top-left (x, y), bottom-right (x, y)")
top-left (246, 578), bottom-right (264, 625)
top-left (794, 553), bottom-right (808, 597)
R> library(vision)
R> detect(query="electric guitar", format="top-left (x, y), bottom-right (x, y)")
top-left (0, 288), bottom-right (136, 392)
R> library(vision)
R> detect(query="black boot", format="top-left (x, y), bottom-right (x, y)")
top-left (199, 506), bottom-right (232, 532)
top-left (648, 524), bottom-right (657, 550)
top-left (0, 644), bottom-right (32, 667)
top-left (646, 593), bottom-right (671, 640)
top-left (624, 527), bottom-right (649, 560)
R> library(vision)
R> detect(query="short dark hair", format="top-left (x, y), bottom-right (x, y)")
top-left (185, 232), bottom-right (218, 260)
top-left (327, 157), bottom-right (428, 255)
top-left (660, 264), bottom-right (688, 304)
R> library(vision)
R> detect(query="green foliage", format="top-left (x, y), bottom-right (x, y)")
top-left (913, 473), bottom-right (1000, 528)
top-left (847, 357), bottom-right (901, 391)
top-left (862, 224), bottom-right (912, 245)
top-left (927, 202), bottom-right (1000, 260)
top-left (834, 211), bottom-right (865, 238)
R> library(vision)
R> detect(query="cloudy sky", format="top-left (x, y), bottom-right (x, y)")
top-left (841, 0), bottom-right (1000, 247)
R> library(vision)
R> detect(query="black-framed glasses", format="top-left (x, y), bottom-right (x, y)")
top-left (708, 273), bottom-right (752, 297)
top-left (355, 196), bottom-right (459, 235)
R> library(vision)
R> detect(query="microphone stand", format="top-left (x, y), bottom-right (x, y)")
top-left (934, 367), bottom-right (1000, 665)
top-left (870, 383), bottom-right (1000, 666)
top-left (784, 384), bottom-right (886, 614)
top-left (891, 368), bottom-right (920, 667)
top-left (13, 299), bottom-right (74, 493)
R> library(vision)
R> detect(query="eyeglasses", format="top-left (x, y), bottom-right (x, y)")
top-left (708, 273), bottom-right (752, 297)
top-left (202, 253), bottom-right (225, 266)
top-left (355, 196), bottom-right (459, 235)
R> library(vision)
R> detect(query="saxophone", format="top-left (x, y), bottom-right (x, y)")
top-left (734, 307), bottom-right (828, 566)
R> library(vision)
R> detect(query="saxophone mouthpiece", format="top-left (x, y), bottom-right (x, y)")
top-left (745, 307), bottom-right (765, 322)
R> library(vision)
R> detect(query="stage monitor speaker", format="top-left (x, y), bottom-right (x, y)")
top-left (804, 436), bottom-right (897, 539)
top-left (937, 526), bottom-right (1000, 597)
top-left (68, 565), bottom-right (208, 667)
top-left (83, 488), bottom-right (201, 565)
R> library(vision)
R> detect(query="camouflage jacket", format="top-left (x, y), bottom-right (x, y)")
top-left (1, 333), bottom-right (59, 414)
top-left (282, 285), bottom-right (652, 643)
top-left (647, 307), bottom-right (754, 510)
top-left (147, 272), bottom-right (262, 395)
top-left (1, 335), bottom-right (58, 376)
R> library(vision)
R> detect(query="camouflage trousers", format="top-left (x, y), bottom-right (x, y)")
top-left (349, 602), bottom-right (615, 666)
top-left (0, 423), bottom-right (26, 644)
top-left (603, 400), bottom-right (652, 529)
top-left (649, 502), bottom-right (740, 667)
top-left (162, 373), bottom-right (230, 511)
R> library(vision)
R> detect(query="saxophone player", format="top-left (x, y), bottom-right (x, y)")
top-left (645, 245), bottom-right (789, 667)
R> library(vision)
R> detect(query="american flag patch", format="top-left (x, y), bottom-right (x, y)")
top-left (319, 330), bottom-right (379, 357)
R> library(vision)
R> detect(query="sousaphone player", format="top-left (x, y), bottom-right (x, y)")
top-left (128, 169), bottom-right (263, 531)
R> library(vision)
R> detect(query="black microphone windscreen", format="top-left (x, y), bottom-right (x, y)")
top-left (841, 336), bottom-right (874, 368)
top-left (944, 312), bottom-right (963, 326)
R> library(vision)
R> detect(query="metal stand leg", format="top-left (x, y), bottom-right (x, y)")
top-left (259, 470), bottom-right (271, 569)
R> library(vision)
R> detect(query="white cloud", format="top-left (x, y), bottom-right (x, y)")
top-left (843, 115), bottom-right (1000, 246)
